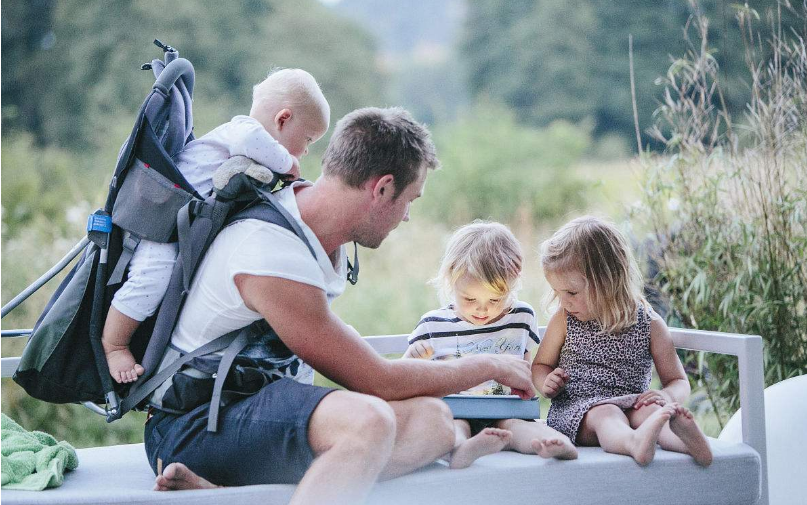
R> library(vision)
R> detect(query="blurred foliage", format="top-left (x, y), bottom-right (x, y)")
top-left (416, 101), bottom-right (591, 227)
top-left (635, 2), bottom-right (807, 427)
top-left (1, 0), bottom-right (385, 150)
top-left (460, 0), bottom-right (803, 147)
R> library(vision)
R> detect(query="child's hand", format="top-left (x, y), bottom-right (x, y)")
top-left (406, 341), bottom-right (434, 359)
top-left (633, 389), bottom-right (670, 409)
top-left (282, 156), bottom-right (301, 181)
top-left (540, 367), bottom-right (569, 399)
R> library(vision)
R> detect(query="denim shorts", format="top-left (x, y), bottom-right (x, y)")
top-left (144, 377), bottom-right (335, 486)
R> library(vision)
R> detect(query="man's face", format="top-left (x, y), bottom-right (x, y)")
top-left (356, 166), bottom-right (427, 249)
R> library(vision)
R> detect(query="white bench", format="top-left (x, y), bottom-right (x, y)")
top-left (1, 328), bottom-right (768, 505)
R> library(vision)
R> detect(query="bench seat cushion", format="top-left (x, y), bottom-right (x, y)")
top-left (2, 438), bottom-right (760, 505)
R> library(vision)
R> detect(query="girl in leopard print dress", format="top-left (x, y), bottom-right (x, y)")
top-left (533, 216), bottom-right (712, 466)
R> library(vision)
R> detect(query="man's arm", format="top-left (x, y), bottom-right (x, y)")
top-left (235, 273), bottom-right (535, 400)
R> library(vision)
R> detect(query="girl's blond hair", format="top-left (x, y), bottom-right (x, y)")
top-left (540, 216), bottom-right (647, 333)
top-left (434, 221), bottom-right (523, 306)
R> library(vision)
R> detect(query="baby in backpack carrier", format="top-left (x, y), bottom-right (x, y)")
top-left (102, 68), bottom-right (330, 383)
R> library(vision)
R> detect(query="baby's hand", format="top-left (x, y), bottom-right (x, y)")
top-left (540, 367), bottom-right (569, 399)
top-left (282, 156), bottom-right (301, 181)
top-left (406, 341), bottom-right (434, 359)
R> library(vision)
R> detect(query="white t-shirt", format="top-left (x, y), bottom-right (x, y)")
top-left (174, 115), bottom-right (293, 196)
top-left (170, 181), bottom-right (347, 384)
top-left (408, 300), bottom-right (540, 395)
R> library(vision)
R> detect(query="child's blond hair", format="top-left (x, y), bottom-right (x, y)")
top-left (541, 216), bottom-right (647, 333)
top-left (434, 221), bottom-right (523, 307)
top-left (250, 68), bottom-right (329, 128)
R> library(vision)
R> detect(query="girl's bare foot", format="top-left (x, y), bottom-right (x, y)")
top-left (154, 462), bottom-right (220, 491)
top-left (630, 404), bottom-right (675, 466)
top-left (105, 347), bottom-right (145, 383)
top-left (530, 437), bottom-right (578, 460)
top-left (669, 404), bottom-right (713, 467)
top-left (450, 428), bottom-right (511, 469)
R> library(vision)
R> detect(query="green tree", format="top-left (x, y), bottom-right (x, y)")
top-left (1, 0), bottom-right (385, 151)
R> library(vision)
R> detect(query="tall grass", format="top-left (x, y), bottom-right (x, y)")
top-left (634, 1), bottom-right (807, 427)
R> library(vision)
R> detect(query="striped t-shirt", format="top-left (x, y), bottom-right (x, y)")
top-left (407, 300), bottom-right (541, 395)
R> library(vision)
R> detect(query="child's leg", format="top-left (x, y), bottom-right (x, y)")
top-left (104, 239), bottom-right (178, 383)
top-left (102, 307), bottom-right (144, 383)
top-left (627, 403), bottom-right (712, 466)
top-left (495, 419), bottom-right (577, 459)
top-left (578, 403), bottom-right (675, 466)
top-left (449, 419), bottom-right (511, 469)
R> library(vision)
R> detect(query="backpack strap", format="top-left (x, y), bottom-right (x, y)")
top-left (107, 231), bottom-right (141, 286)
top-left (119, 321), bottom-right (260, 417)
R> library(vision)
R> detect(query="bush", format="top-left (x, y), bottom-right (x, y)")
top-left (635, 2), bottom-right (807, 427)
top-left (414, 101), bottom-right (592, 227)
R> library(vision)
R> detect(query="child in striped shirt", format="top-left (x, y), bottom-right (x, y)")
top-left (404, 221), bottom-right (578, 468)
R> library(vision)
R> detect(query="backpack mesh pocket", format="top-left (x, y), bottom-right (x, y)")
top-left (112, 160), bottom-right (193, 242)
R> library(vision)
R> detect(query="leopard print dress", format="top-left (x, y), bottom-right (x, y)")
top-left (546, 304), bottom-right (653, 443)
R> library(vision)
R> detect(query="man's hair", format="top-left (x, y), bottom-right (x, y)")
top-left (251, 68), bottom-right (329, 128)
top-left (322, 107), bottom-right (439, 198)
top-left (540, 216), bottom-right (648, 334)
top-left (434, 220), bottom-right (523, 307)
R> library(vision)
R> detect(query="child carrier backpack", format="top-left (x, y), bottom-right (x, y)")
top-left (9, 39), bottom-right (360, 429)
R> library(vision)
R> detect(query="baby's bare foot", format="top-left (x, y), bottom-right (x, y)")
top-left (669, 404), bottom-right (713, 467)
top-left (105, 347), bottom-right (144, 384)
top-left (450, 428), bottom-right (511, 469)
top-left (530, 436), bottom-right (578, 460)
top-left (154, 462), bottom-right (220, 491)
top-left (631, 404), bottom-right (674, 466)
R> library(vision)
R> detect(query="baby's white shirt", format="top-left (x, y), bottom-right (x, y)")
top-left (174, 115), bottom-right (293, 196)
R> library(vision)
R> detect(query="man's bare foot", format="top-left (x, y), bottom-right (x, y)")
top-left (154, 462), bottom-right (220, 491)
top-left (450, 428), bottom-right (511, 469)
top-left (105, 347), bottom-right (144, 384)
top-left (530, 437), bottom-right (578, 460)
top-left (630, 404), bottom-right (675, 466)
top-left (669, 404), bottom-right (713, 467)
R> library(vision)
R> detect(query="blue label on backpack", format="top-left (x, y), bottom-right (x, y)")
top-left (87, 213), bottom-right (113, 233)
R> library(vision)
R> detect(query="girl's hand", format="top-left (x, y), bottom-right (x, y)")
top-left (406, 341), bottom-right (434, 359)
top-left (540, 367), bottom-right (569, 399)
top-left (633, 389), bottom-right (671, 409)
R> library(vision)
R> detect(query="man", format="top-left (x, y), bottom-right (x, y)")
top-left (148, 107), bottom-right (535, 504)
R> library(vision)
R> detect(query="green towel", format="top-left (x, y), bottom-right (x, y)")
top-left (1, 414), bottom-right (78, 491)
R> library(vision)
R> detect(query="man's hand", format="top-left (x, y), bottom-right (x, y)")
top-left (485, 354), bottom-right (536, 400)
top-left (404, 341), bottom-right (434, 359)
top-left (282, 156), bottom-right (301, 181)
top-left (540, 367), bottom-right (569, 399)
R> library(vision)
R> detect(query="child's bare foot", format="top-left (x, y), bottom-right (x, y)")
top-left (669, 404), bottom-right (713, 467)
top-left (450, 428), bottom-right (511, 469)
top-left (530, 436), bottom-right (578, 460)
top-left (105, 347), bottom-right (144, 384)
top-left (154, 462), bottom-right (220, 491)
top-left (630, 404), bottom-right (674, 466)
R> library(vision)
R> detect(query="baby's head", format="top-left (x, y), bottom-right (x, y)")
top-left (540, 216), bottom-right (645, 333)
top-left (250, 68), bottom-right (330, 159)
top-left (435, 221), bottom-right (523, 326)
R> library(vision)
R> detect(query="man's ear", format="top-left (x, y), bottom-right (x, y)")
top-left (370, 174), bottom-right (395, 201)
top-left (274, 109), bottom-right (292, 130)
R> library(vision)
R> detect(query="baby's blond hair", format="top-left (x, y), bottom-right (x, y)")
top-left (540, 216), bottom-right (648, 334)
top-left (250, 68), bottom-right (329, 129)
top-left (434, 221), bottom-right (523, 307)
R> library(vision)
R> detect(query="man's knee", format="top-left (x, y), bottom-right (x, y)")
top-left (351, 396), bottom-right (397, 450)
